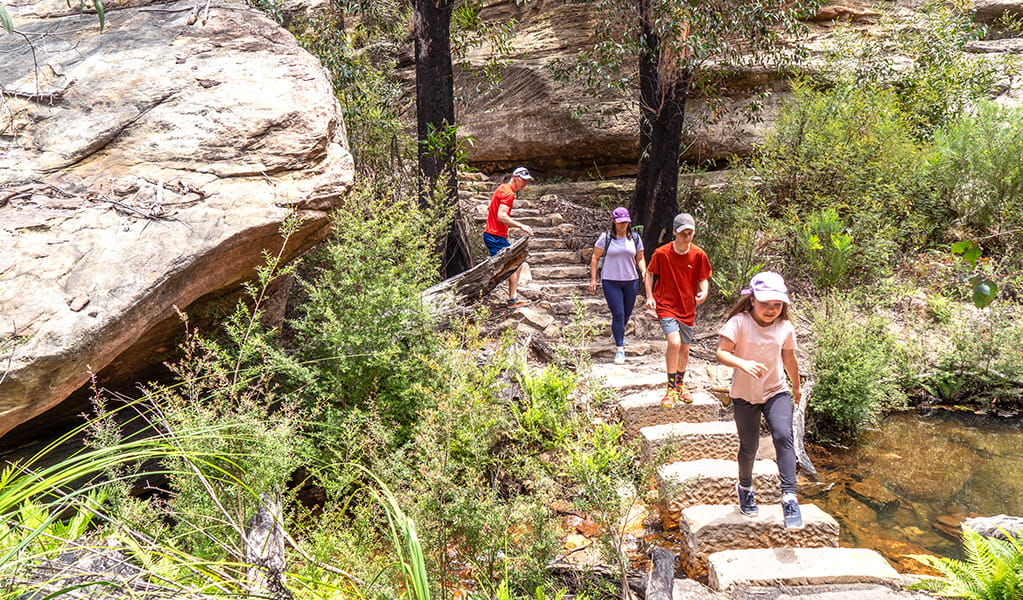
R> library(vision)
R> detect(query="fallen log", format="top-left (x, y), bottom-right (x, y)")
top-left (645, 546), bottom-right (675, 600)
top-left (421, 236), bottom-right (529, 318)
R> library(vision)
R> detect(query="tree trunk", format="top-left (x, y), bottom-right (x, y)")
top-left (414, 0), bottom-right (472, 278)
top-left (630, 0), bottom-right (690, 253)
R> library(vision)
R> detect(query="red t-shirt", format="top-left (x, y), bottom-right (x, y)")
top-left (484, 183), bottom-right (516, 238)
top-left (647, 242), bottom-right (712, 325)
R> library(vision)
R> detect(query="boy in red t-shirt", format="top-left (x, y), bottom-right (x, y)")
top-left (644, 213), bottom-right (712, 406)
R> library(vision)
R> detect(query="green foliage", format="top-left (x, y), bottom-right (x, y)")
top-left (923, 305), bottom-right (1023, 406)
top-left (294, 4), bottom-right (415, 176)
top-left (516, 365), bottom-right (577, 449)
top-left (807, 293), bottom-right (909, 440)
top-left (910, 526), bottom-right (1023, 600)
top-left (933, 102), bottom-right (1023, 239)
top-left (289, 182), bottom-right (444, 455)
top-left (757, 80), bottom-right (929, 259)
top-left (691, 175), bottom-right (768, 302)
top-left (951, 240), bottom-right (999, 308)
top-left (792, 208), bottom-right (856, 291)
top-left (0, 4), bottom-right (12, 32)
top-left (821, 1), bottom-right (1002, 139)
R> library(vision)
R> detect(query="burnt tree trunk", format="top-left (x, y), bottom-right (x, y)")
top-left (630, 0), bottom-right (691, 253)
top-left (414, 0), bottom-right (472, 278)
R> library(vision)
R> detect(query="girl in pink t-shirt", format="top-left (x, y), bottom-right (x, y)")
top-left (715, 272), bottom-right (804, 528)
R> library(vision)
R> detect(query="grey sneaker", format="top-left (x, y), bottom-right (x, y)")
top-left (613, 349), bottom-right (625, 365)
top-left (781, 497), bottom-right (803, 529)
top-left (736, 483), bottom-right (758, 517)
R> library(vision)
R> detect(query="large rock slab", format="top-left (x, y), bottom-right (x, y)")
top-left (679, 503), bottom-right (839, 577)
top-left (657, 459), bottom-right (780, 529)
top-left (620, 389), bottom-right (724, 436)
top-left (707, 547), bottom-right (901, 592)
top-left (640, 421), bottom-right (740, 464)
top-left (0, 0), bottom-right (353, 438)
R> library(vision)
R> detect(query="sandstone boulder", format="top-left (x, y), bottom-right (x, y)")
top-left (0, 0), bottom-right (353, 438)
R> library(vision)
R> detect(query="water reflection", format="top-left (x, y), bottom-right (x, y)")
top-left (805, 410), bottom-right (1023, 573)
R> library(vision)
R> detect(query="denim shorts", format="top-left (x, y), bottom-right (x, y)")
top-left (659, 318), bottom-right (694, 344)
top-left (483, 232), bottom-right (510, 257)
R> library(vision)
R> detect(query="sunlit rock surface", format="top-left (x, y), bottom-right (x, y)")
top-left (0, 0), bottom-right (353, 438)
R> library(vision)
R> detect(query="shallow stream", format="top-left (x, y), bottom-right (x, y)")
top-left (803, 409), bottom-right (1023, 573)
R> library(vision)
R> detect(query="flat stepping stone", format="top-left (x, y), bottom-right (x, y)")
top-left (529, 236), bottom-right (571, 249)
top-left (679, 503), bottom-right (840, 578)
top-left (657, 459), bottom-right (780, 529)
top-left (640, 421), bottom-right (740, 463)
top-left (707, 547), bottom-right (901, 592)
top-left (516, 215), bottom-right (553, 227)
top-left (590, 364), bottom-right (667, 393)
top-left (539, 281), bottom-right (592, 297)
top-left (620, 389), bottom-right (724, 435)
top-left (531, 264), bottom-right (589, 279)
top-left (529, 250), bottom-right (582, 265)
top-left (550, 298), bottom-right (607, 315)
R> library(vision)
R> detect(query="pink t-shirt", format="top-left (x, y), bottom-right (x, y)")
top-left (718, 312), bottom-right (797, 404)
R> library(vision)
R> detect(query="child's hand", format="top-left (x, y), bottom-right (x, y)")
top-left (740, 359), bottom-right (768, 378)
top-left (645, 297), bottom-right (656, 311)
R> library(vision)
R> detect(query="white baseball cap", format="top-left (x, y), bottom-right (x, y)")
top-left (512, 167), bottom-right (534, 180)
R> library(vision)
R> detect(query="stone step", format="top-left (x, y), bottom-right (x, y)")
top-left (584, 341), bottom-right (656, 360)
top-left (531, 264), bottom-right (589, 280)
top-left (707, 547), bottom-right (902, 592)
top-left (534, 281), bottom-right (591, 297)
top-left (517, 215), bottom-right (554, 227)
top-left (529, 237), bottom-right (572, 250)
top-left (619, 389), bottom-right (725, 436)
top-left (641, 420), bottom-right (740, 464)
top-left (656, 459), bottom-right (780, 529)
top-left (529, 250), bottom-right (582, 265)
top-left (590, 364), bottom-right (667, 393)
top-left (549, 297), bottom-right (607, 315)
top-left (679, 503), bottom-right (840, 578)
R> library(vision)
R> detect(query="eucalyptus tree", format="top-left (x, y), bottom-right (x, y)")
top-left (562, 0), bottom-right (821, 249)
top-left (337, 0), bottom-right (512, 278)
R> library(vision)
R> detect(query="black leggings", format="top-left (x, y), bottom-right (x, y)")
top-left (733, 392), bottom-right (797, 495)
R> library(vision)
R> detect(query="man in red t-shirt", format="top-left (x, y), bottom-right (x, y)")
top-left (483, 166), bottom-right (535, 308)
top-left (644, 213), bottom-right (712, 406)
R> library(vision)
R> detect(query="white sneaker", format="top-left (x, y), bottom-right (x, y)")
top-left (613, 349), bottom-right (626, 365)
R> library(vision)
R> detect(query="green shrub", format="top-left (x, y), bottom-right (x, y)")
top-left (807, 293), bottom-right (909, 440)
top-left (691, 175), bottom-right (770, 301)
top-left (924, 305), bottom-right (1023, 406)
top-left (516, 365), bottom-right (577, 449)
top-left (289, 182), bottom-right (445, 453)
top-left (756, 80), bottom-right (928, 265)
top-left (932, 102), bottom-right (1023, 240)
top-left (791, 207), bottom-right (856, 291)
top-left (910, 526), bottom-right (1023, 600)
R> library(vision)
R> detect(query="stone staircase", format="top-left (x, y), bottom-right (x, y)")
top-left (617, 372), bottom-right (908, 594)
top-left (461, 176), bottom-right (915, 596)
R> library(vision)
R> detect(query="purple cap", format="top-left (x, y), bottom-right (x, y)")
top-left (612, 207), bottom-right (631, 223)
top-left (742, 271), bottom-right (791, 304)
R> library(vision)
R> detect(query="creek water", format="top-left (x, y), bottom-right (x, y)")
top-left (802, 409), bottom-right (1023, 573)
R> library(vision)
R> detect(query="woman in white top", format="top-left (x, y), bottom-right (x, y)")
top-left (589, 207), bottom-right (646, 365)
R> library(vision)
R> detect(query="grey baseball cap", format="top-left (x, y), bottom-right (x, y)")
top-left (673, 213), bottom-right (696, 233)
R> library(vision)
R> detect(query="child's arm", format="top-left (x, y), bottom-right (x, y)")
top-left (716, 336), bottom-right (768, 378)
top-left (695, 278), bottom-right (709, 304)
top-left (644, 269), bottom-right (657, 310)
top-left (782, 348), bottom-right (802, 405)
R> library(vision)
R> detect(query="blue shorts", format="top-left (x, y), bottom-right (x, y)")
top-left (483, 232), bottom-right (510, 257)
top-left (659, 318), bottom-right (694, 344)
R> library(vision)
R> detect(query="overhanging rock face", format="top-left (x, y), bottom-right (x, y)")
top-left (0, 0), bottom-right (354, 438)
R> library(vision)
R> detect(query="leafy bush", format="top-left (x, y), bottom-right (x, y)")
top-left (911, 526), bottom-right (1023, 600)
top-left (756, 80), bottom-right (926, 267)
top-left (289, 182), bottom-right (446, 453)
top-left (807, 293), bottom-right (909, 440)
top-left (791, 207), bottom-right (856, 291)
top-left (517, 365), bottom-right (577, 449)
top-left (923, 305), bottom-right (1023, 406)
top-left (691, 175), bottom-right (770, 301)
top-left (932, 102), bottom-right (1023, 240)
